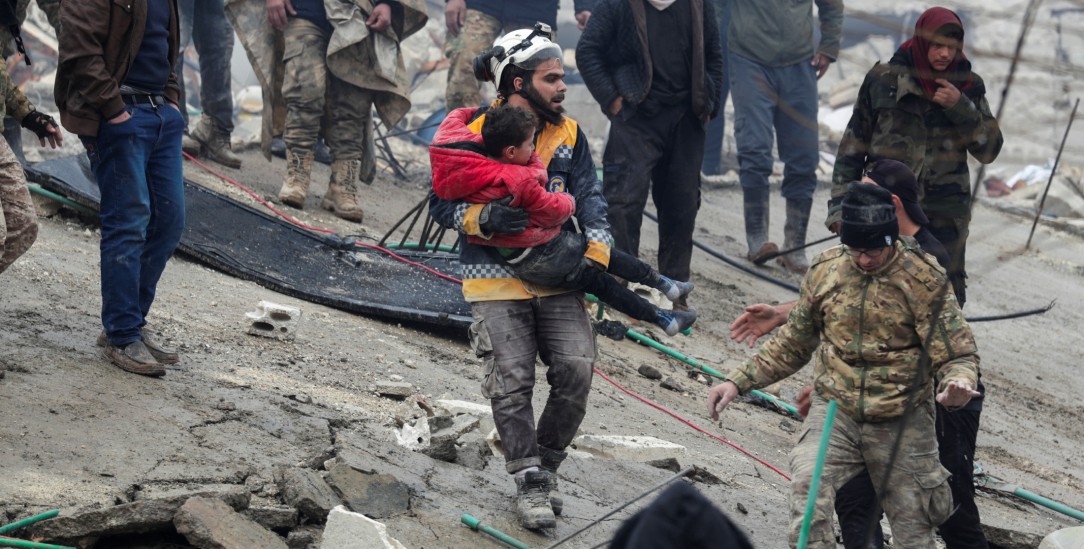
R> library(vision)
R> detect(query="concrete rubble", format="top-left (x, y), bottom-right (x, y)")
top-left (245, 301), bottom-right (302, 340)
top-left (326, 462), bottom-right (411, 519)
top-left (572, 435), bottom-right (687, 462)
top-left (320, 506), bottom-right (406, 549)
top-left (274, 467), bottom-right (341, 523)
top-left (174, 496), bottom-right (289, 549)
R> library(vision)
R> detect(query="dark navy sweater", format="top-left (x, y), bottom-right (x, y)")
top-left (124, 0), bottom-right (172, 94)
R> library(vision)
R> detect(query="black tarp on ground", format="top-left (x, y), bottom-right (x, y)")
top-left (26, 155), bottom-right (472, 329)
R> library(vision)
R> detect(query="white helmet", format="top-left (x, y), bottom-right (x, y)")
top-left (473, 23), bottom-right (563, 92)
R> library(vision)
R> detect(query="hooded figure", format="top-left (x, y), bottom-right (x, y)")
top-left (827, 5), bottom-right (1003, 308)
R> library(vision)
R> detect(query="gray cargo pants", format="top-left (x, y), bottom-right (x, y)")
top-left (469, 292), bottom-right (597, 473)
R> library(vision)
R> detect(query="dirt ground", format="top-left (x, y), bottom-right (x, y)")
top-left (2, 110), bottom-right (1084, 547)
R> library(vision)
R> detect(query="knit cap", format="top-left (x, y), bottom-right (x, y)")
top-left (840, 182), bottom-right (898, 249)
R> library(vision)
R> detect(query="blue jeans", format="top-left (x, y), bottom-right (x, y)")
top-left (701, 0), bottom-right (730, 176)
top-left (176, 0), bottom-right (235, 132)
top-left (729, 53), bottom-right (819, 200)
top-left (85, 103), bottom-right (186, 347)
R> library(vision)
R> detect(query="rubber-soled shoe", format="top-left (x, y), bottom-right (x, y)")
top-left (747, 242), bottom-right (779, 264)
top-left (98, 330), bottom-right (179, 364)
top-left (514, 471), bottom-right (557, 530)
top-left (104, 341), bottom-right (165, 377)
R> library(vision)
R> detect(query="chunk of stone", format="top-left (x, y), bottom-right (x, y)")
top-left (376, 381), bottom-right (413, 399)
top-left (425, 414), bottom-right (482, 463)
top-left (572, 435), bottom-right (686, 462)
top-left (245, 301), bottom-right (301, 340)
top-left (274, 467), bottom-right (340, 523)
top-left (456, 431), bottom-right (490, 470)
top-left (320, 506), bottom-right (406, 549)
top-left (660, 377), bottom-right (683, 392)
top-left (637, 364), bottom-right (663, 380)
top-left (241, 505), bottom-right (298, 531)
top-left (435, 399), bottom-right (494, 433)
top-left (26, 489), bottom-right (250, 542)
top-left (286, 525), bottom-right (322, 549)
top-left (394, 416), bottom-right (430, 451)
top-left (325, 463), bottom-right (410, 519)
top-left (174, 497), bottom-right (288, 549)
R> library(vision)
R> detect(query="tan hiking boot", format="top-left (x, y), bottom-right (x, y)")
top-left (514, 470), bottom-right (557, 530)
top-left (321, 159), bottom-right (364, 222)
top-left (182, 133), bottom-right (201, 156)
top-left (279, 149), bottom-right (314, 209)
top-left (190, 115), bottom-right (242, 169)
top-left (97, 329), bottom-right (179, 364)
top-left (104, 341), bottom-right (165, 377)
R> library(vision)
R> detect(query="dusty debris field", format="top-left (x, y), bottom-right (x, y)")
top-left (2, 143), bottom-right (1083, 548)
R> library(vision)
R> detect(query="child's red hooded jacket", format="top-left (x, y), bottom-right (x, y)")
top-left (430, 108), bottom-right (575, 248)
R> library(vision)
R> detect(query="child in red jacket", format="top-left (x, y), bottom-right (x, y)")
top-left (431, 105), bottom-right (696, 335)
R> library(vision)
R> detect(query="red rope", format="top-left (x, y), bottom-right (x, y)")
top-left (182, 153), bottom-right (464, 285)
top-left (592, 367), bottom-right (792, 481)
top-left (185, 153), bottom-right (789, 480)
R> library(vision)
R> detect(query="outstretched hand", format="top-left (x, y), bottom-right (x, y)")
top-left (729, 303), bottom-right (788, 347)
top-left (936, 380), bottom-right (981, 409)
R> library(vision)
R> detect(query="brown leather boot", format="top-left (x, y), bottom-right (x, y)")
top-left (190, 115), bottom-right (242, 169)
top-left (278, 149), bottom-right (314, 209)
top-left (321, 159), bottom-right (364, 222)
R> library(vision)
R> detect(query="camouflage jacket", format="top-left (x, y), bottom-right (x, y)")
top-left (725, 240), bottom-right (979, 423)
top-left (827, 62), bottom-right (1003, 226)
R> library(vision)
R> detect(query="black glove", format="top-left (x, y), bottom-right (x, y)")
top-left (479, 197), bottom-right (529, 235)
top-left (21, 110), bottom-right (57, 140)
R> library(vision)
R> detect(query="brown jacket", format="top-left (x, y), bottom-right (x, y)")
top-left (55, 0), bottom-right (181, 137)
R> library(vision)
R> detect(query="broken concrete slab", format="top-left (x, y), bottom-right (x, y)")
top-left (241, 505), bottom-right (298, 531)
top-left (484, 427), bottom-right (503, 457)
top-left (455, 431), bottom-right (490, 471)
top-left (325, 462), bottom-right (411, 519)
top-left (435, 399), bottom-right (494, 434)
top-left (274, 467), bottom-right (340, 523)
top-left (174, 497), bottom-right (288, 549)
top-left (425, 414), bottom-right (482, 462)
top-left (1041, 526), bottom-right (1084, 548)
top-left (376, 381), bottom-right (414, 399)
top-left (320, 505), bottom-right (406, 549)
top-left (25, 489), bottom-right (250, 542)
top-left (660, 377), bottom-right (684, 392)
top-left (572, 435), bottom-right (686, 463)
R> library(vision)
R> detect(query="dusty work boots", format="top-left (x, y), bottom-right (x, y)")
top-left (778, 198), bottom-right (813, 274)
top-left (322, 159), bottom-right (364, 222)
top-left (279, 149), bottom-right (314, 209)
top-left (190, 115), bottom-right (242, 169)
top-left (539, 447), bottom-right (567, 516)
top-left (744, 187), bottom-right (778, 264)
top-left (514, 469), bottom-right (557, 529)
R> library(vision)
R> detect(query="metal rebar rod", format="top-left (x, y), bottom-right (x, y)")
top-left (1027, 98), bottom-right (1079, 249)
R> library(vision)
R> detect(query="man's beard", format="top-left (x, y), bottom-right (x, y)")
top-left (519, 84), bottom-right (565, 126)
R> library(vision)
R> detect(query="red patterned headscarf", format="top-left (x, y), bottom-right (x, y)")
top-left (891, 7), bottom-right (973, 99)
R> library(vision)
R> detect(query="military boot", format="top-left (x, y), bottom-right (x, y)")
top-left (278, 149), bottom-right (314, 209)
top-left (514, 470), bottom-right (557, 530)
top-left (190, 115), bottom-right (242, 169)
top-left (778, 198), bottom-right (813, 274)
top-left (322, 159), bottom-right (364, 222)
top-left (539, 447), bottom-right (567, 516)
top-left (744, 186), bottom-right (778, 263)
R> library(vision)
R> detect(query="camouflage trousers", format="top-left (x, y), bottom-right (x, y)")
top-left (0, 138), bottom-right (37, 274)
top-left (788, 395), bottom-right (952, 548)
top-left (444, 10), bottom-right (532, 111)
top-left (281, 17), bottom-right (375, 180)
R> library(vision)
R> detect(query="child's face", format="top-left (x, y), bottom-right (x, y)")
top-left (507, 135), bottom-right (535, 165)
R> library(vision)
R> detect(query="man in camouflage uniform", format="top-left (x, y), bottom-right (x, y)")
top-left (826, 7), bottom-right (1002, 306)
top-left (0, 50), bottom-right (62, 275)
top-left (443, 0), bottom-right (593, 111)
top-left (709, 183), bottom-right (981, 548)
top-left (259, 0), bottom-right (425, 223)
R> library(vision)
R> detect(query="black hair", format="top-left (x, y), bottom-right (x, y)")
top-left (481, 105), bottom-right (537, 159)
top-left (496, 63), bottom-right (535, 98)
